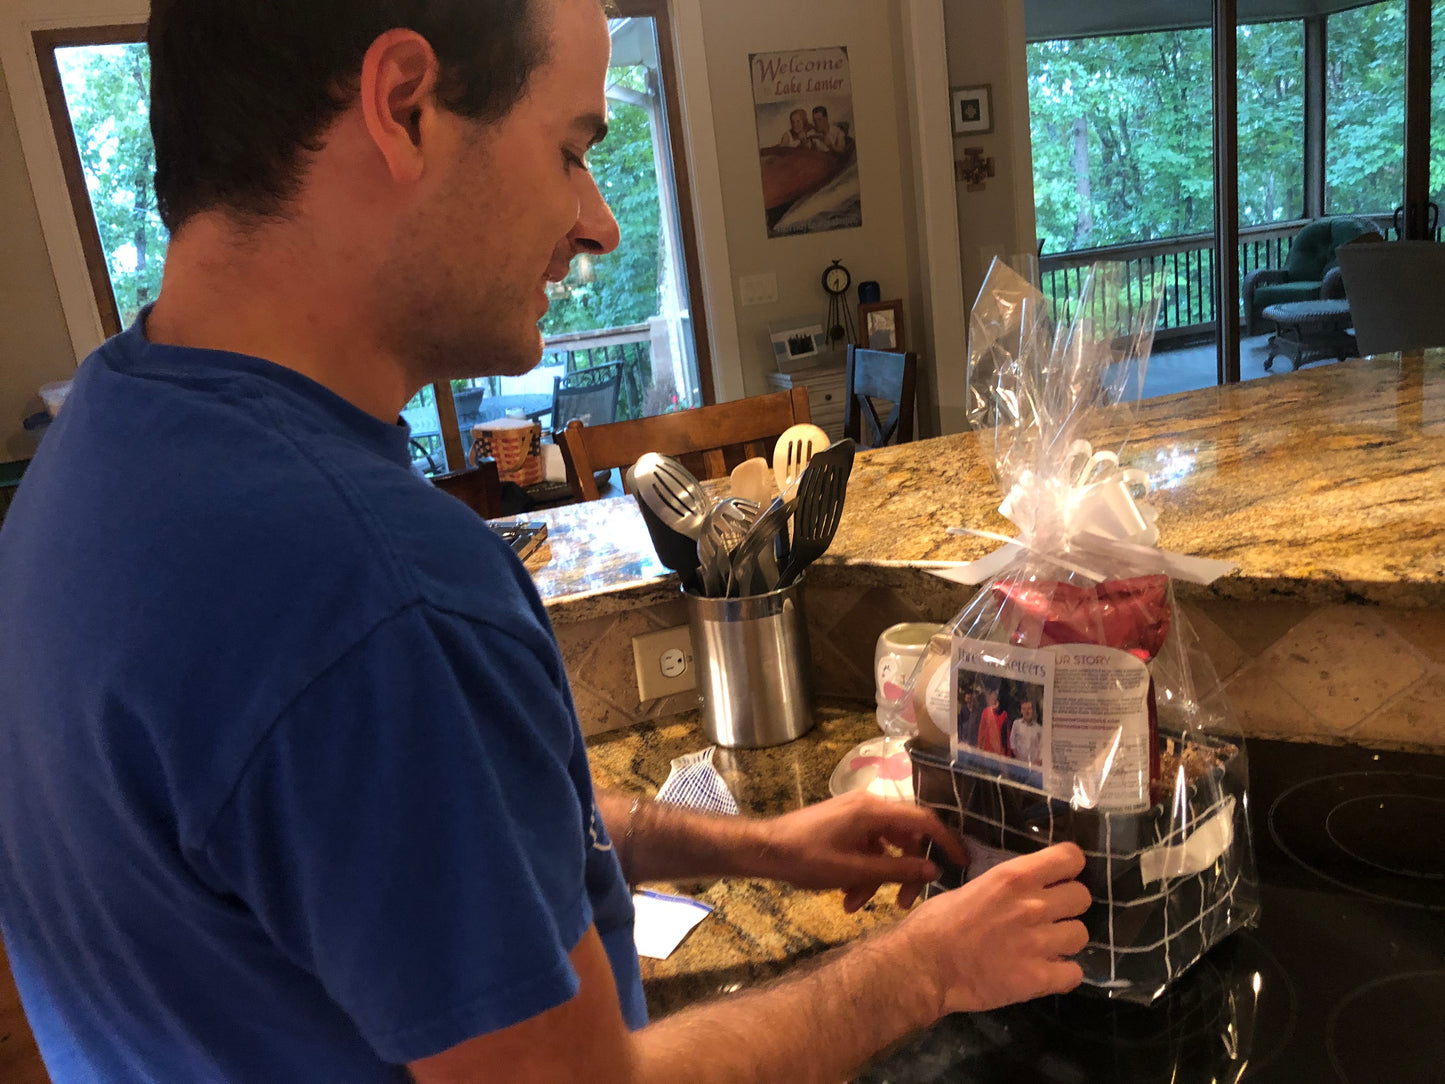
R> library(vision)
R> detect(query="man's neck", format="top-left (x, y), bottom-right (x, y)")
top-left (145, 215), bottom-right (412, 422)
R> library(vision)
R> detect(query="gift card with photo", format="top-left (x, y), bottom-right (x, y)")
top-left (951, 637), bottom-right (1152, 810)
top-left (950, 638), bottom-right (1050, 790)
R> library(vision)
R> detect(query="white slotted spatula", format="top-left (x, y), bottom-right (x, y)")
top-left (772, 424), bottom-right (830, 495)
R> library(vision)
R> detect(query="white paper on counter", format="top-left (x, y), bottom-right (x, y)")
top-left (632, 889), bottom-right (713, 960)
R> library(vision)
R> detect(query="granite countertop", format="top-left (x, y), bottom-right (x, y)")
top-left (585, 701), bottom-right (899, 1019)
top-left (523, 352), bottom-right (1445, 617)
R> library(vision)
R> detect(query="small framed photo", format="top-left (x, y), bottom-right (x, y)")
top-left (768, 318), bottom-right (828, 372)
top-left (857, 299), bottom-right (905, 351)
top-left (951, 84), bottom-right (993, 136)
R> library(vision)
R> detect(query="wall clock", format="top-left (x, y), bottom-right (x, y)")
top-left (821, 259), bottom-right (856, 349)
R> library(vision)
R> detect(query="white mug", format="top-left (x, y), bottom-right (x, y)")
top-left (874, 622), bottom-right (945, 730)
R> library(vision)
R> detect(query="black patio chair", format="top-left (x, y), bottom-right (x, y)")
top-left (529, 363), bottom-right (623, 438)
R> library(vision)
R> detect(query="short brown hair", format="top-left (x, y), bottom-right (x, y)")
top-left (147, 0), bottom-right (548, 231)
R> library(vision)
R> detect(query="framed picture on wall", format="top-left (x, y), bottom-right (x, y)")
top-left (951, 84), bottom-right (993, 136)
top-left (858, 299), bottom-right (905, 351)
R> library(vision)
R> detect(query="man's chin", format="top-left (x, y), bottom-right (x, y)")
top-left (447, 330), bottom-right (545, 381)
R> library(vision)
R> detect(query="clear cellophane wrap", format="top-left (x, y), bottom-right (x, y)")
top-left (881, 258), bottom-right (1259, 1004)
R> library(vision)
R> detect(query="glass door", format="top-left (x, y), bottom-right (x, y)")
top-left (1236, 16), bottom-right (1311, 382)
top-left (1026, 25), bottom-right (1220, 399)
top-left (1324, 2), bottom-right (1407, 228)
top-left (1023, 0), bottom-right (1445, 392)
top-left (1430, 0), bottom-right (1445, 231)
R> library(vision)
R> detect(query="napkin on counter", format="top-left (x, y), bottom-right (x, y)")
top-left (654, 747), bottom-right (738, 816)
top-left (632, 889), bottom-right (714, 960)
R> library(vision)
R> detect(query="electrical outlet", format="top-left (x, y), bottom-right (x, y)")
top-left (632, 625), bottom-right (697, 701)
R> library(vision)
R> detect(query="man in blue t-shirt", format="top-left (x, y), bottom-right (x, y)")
top-left (0, 1), bottom-right (1091, 1080)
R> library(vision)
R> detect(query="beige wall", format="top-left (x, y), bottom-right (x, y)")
top-left (0, 54), bottom-right (73, 460)
top-left (943, 0), bottom-right (1036, 323)
top-left (698, 0), bottom-right (927, 402)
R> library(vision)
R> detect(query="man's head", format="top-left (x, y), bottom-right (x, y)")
top-left (149, 0), bottom-right (546, 232)
top-left (147, 0), bottom-right (619, 389)
top-left (812, 106), bottom-right (830, 131)
top-left (1020, 699), bottom-right (1035, 721)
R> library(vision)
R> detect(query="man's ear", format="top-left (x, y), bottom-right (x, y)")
top-left (358, 29), bottom-right (441, 185)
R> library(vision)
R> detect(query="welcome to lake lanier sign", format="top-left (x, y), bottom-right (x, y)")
top-left (750, 46), bottom-right (862, 238)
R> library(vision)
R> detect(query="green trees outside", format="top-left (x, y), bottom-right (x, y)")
top-left (53, 45), bottom-right (664, 341)
top-left (1027, 1), bottom-right (1445, 259)
top-left (1325, 3), bottom-right (1406, 216)
top-left (538, 63), bottom-right (663, 338)
top-left (57, 43), bottom-right (168, 329)
top-left (1028, 23), bottom-right (1304, 256)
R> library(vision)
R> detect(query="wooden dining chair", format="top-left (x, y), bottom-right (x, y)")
top-left (844, 345), bottom-right (917, 448)
top-left (557, 386), bottom-right (812, 501)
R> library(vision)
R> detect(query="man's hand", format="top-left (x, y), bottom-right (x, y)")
top-left (895, 842), bottom-right (1091, 1015)
top-left (747, 791), bottom-right (970, 911)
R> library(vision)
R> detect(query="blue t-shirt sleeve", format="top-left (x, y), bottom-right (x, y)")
top-left (195, 603), bottom-right (594, 1064)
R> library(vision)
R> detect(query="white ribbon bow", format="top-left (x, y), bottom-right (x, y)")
top-left (930, 440), bottom-right (1236, 587)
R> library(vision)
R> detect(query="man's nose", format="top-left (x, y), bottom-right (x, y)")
top-left (569, 174), bottom-right (621, 256)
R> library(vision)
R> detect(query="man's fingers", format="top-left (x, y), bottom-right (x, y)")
top-left (840, 853), bottom-right (938, 888)
top-left (1040, 918), bottom-right (1090, 958)
top-left (1038, 959), bottom-right (1086, 997)
top-left (999, 842), bottom-right (1086, 886)
top-left (837, 794), bottom-right (969, 868)
top-left (895, 880), bottom-right (926, 910)
top-left (842, 884), bottom-right (880, 912)
top-left (874, 806), bottom-right (969, 867)
top-left (1044, 879), bottom-right (1093, 920)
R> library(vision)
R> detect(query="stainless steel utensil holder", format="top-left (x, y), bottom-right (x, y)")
top-left (684, 578), bottom-right (815, 748)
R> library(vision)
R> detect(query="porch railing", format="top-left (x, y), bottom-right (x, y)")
top-left (541, 322), bottom-right (653, 422)
top-left (1038, 214), bottom-right (1396, 341)
top-left (405, 323), bottom-right (657, 470)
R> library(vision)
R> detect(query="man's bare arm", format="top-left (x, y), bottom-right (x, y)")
top-left (596, 789), bottom-right (967, 907)
top-left (410, 844), bottom-right (1091, 1084)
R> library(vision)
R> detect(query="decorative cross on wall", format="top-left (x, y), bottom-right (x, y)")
top-left (954, 147), bottom-right (996, 192)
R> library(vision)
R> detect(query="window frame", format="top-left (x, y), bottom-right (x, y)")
top-left (32, 23), bottom-right (148, 341)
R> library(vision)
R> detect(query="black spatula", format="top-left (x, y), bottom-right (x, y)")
top-left (775, 439), bottom-right (855, 589)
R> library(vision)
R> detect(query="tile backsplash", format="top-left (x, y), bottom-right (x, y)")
top-left (551, 579), bottom-right (1445, 753)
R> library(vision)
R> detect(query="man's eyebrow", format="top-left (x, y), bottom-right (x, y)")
top-left (575, 113), bottom-right (609, 147)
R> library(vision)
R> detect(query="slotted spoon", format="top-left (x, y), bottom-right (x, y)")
top-left (697, 497), bottom-right (760, 596)
top-left (771, 423), bottom-right (830, 495)
top-left (726, 490), bottom-right (797, 597)
top-left (633, 453), bottom-right (711, 540)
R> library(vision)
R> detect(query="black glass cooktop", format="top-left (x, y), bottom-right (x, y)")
top-left (857, 739), bottom-right (1445, 1084)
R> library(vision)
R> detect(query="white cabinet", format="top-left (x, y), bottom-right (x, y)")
top-left (766, 364), bottom-right (846, 441)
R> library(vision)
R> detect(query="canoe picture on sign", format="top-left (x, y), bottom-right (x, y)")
top-left (750, 46), bottom-right (862, 238)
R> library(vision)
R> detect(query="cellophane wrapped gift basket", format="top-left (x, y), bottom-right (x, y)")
top-left (880, 258), bottom-right (1259, 1005)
